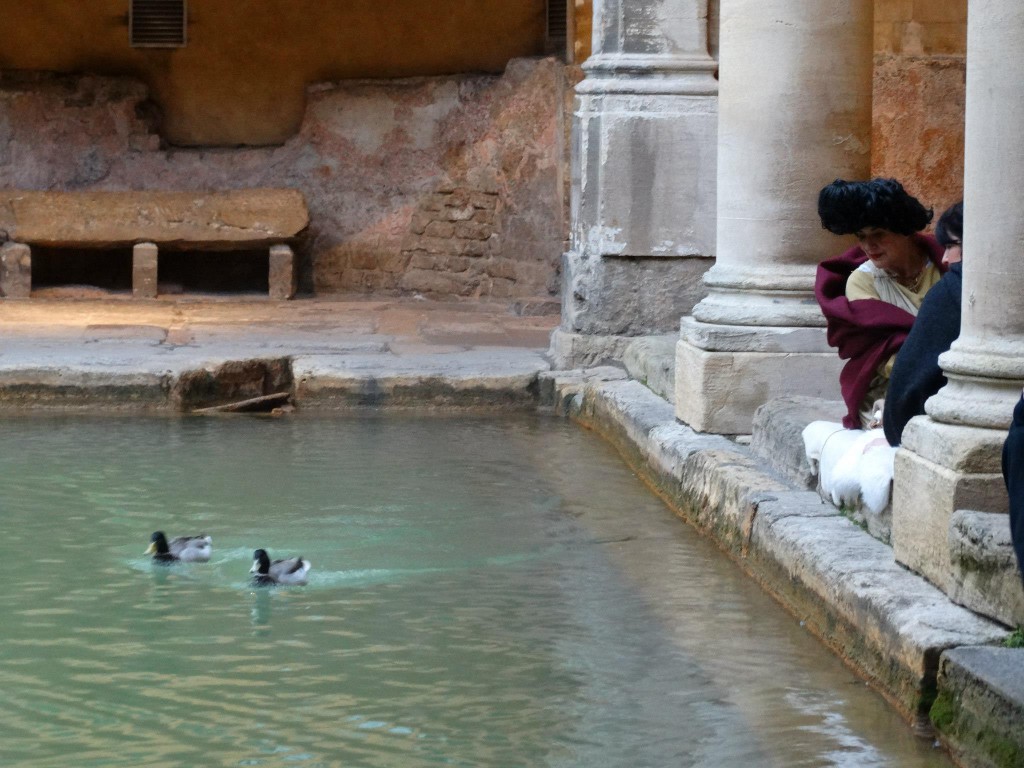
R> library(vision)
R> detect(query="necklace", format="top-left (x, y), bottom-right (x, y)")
top-left (886, 261), bottom-right (929, 292)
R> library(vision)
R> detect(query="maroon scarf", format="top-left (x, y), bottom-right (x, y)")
top-left (815, 235), bottom-right (945, 428)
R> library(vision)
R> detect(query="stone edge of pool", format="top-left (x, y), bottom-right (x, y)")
top-left (1, 352), bottom-right (1022, 766)
top-left (553, 371), bottom-right (1023, 768)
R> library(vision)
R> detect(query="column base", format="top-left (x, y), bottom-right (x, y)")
top-left (674, 318), bottom-right (842, 434)
top-left (892, 416), bottom-right (1008, 593)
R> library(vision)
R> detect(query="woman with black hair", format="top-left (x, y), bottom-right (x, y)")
top-left (883, 201), bottom-right (963, 446)
top-left (815, 179), bottom-right (945, 429)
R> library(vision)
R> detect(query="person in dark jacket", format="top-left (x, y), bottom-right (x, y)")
top-left (1002, 393), bottom-right (1024, 585)
top-left (883, 201), bottom-right (963, 446)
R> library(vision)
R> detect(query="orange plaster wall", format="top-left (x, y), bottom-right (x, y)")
top-left (571, 0), bottom-right (593, 63)
top-left (0, 0), bottom-right (548, 146)
top-left (872, 0), bottom-right (967, 213)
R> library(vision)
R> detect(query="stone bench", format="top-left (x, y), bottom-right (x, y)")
top-left (0, 188), bottom-right (309, 299)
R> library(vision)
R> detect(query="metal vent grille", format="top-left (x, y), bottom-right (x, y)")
top-left (547, 0), bottom-right (567, 41)
top-left (130, 0), bottom-right (187, 48)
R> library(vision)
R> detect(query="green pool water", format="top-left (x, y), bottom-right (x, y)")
top-left (0, 413), bottom-right (950, 767)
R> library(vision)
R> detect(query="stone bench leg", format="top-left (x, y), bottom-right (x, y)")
top-left (0, 242), bottom-right (32, 299)
top-left (269, 244), bottom-right (297, 300)
top-left (133, 242), bottom-right (158, 299)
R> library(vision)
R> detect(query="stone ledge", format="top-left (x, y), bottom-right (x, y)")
top-left (0, 188), bottom-right (309, 249)
top-left (571, 377), bottom-right (1009, 727)
top-left (537, 366), bottom-right (627, 414)
top-left (903, 416), bottom-right (1006, 475)
top-left (622, 333), bottom-right (677, 404)
top-left (934, 647), bottom-right (1024, 768)
top-left (548, 327), bottom-right (639, 369)
top-left (0, 349), bottom-right (552, 413)
top-left (751, 395), bottom-right (847, 489)
top-left (949, 510), bottom-right (1024, 628)
top-left (292, 351), bottom-right (549, 409)
top-left (751, 511), bottom-right (1005, 721)
top-left (0, 369), bottom-right (172, 410)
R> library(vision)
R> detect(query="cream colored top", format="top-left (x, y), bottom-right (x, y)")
top-left (846, 259), bottom-right (941, 427)
top-left (845, 261), bottom-right (941, 316)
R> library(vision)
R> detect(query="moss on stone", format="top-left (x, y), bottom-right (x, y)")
top-left (931, 687), bottom-right (1024, 768)
top-left (1004, 627), bottom-right (1024, 649)
top-left (929, 690), bottom-right (956, 732)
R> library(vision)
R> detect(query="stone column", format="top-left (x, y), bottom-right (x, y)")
top-left (892, 0), bottom-right (1024, 596)
top-left (550, 0), bottom-right (719, 367)
top-left (674, 0), bottom-right (873, 433)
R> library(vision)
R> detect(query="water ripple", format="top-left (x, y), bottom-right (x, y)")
top-left (0, 415), bottom-right (952, 767)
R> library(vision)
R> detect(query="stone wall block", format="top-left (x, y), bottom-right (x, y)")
top-left (268, 244), bottom-right (297, 300)
top-left (873, 56), bottom-right (965, 211)
top-left (378, 251), bottom-right (409, 274)
top-left (4, 189), bottom-right (309, 248)
top-left (421, 195), bottom-right (446, 213)
top-left (132, 242), bottom-right (158, 299)
top-left (0, 242), bottom-right (32, 299)
top-left (446, 190), bottom-right (469, 208)
top-left (423, 221), bottom-right (456, 238)
top-left (892, 448), bottom-right (1009, 592)
top-left (470, 192), bottom-right (498, 210)
top-left (934, 648), bottom-right (1024, 768)
top-left (902, 417), bottom-right (1005, 475)
top-left (750, 396), bottom-right (848, 490)
top-left (455, 240), bottom-right (487, 257)
top-left (488, 277), bottom-right (515, 299)
top-left (454, 221), bottom-right (492, 240)
top-left (948, 510), bottom-right (1024, 627)
top-left (399, 269), bottom-right (464, 295)
top-left (468, 209), bottom-right (495, 226)
top-left (421, 238), bottom-right (450, 255)
top-left (445, 205), bottom-right (476, 222)
top-left (486, 258), bottom-right (518, 280)
top-left (0, 58), bottom-right (566, 301)
top-left (408, 252), bottom-right (434, 270)
top-left (409, 212), bottom-right (432, 235)
top-left (675, 342), bottom-right (844, 434)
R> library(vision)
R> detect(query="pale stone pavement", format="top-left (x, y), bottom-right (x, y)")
top-left (0, 295), bottom-right (559, 408)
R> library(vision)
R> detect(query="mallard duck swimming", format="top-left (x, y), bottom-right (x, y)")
top-left (249, 549), bottom-right (311, 586)
top-left (146, 531), bottom-right (212, 563)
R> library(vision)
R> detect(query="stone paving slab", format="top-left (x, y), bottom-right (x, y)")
top-left (294, 349), bottom-right (549, 408)
top-left (935, 647), bottom-right (1024, 767)
top-left (0, 297), bottom-right (558, 410)
top-left (751, 395), bottom-right (847, 489)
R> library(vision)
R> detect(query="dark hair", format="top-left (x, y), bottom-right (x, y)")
top-left (934, 201), bottom-right (963, 248)
top-left (818, 178), bottom-right (933, 236)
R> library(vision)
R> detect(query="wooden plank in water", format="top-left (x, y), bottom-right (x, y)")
top-left (192, 391), bottom-right (292, 414)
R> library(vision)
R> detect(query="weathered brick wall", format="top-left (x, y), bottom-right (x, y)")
top-left (0, 58), bottom-right (567, 300)
top-left (872, 0), bottom-right (966, 213)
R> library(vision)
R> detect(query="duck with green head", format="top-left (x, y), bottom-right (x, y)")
top-left (249, 549), bottom-right (311, 586)
top-left (146, 531), bottom-right (212, 563)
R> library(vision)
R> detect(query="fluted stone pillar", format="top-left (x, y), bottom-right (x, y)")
top-left (550, 0), bottom-right (719, 367)
top-left (892, 0), bottom-right (1024, 593)
top-left (674, 0), bottom-right (873, 433)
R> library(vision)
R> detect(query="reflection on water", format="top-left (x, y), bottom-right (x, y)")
top-left (0, 414), bottom-right (950, 767)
